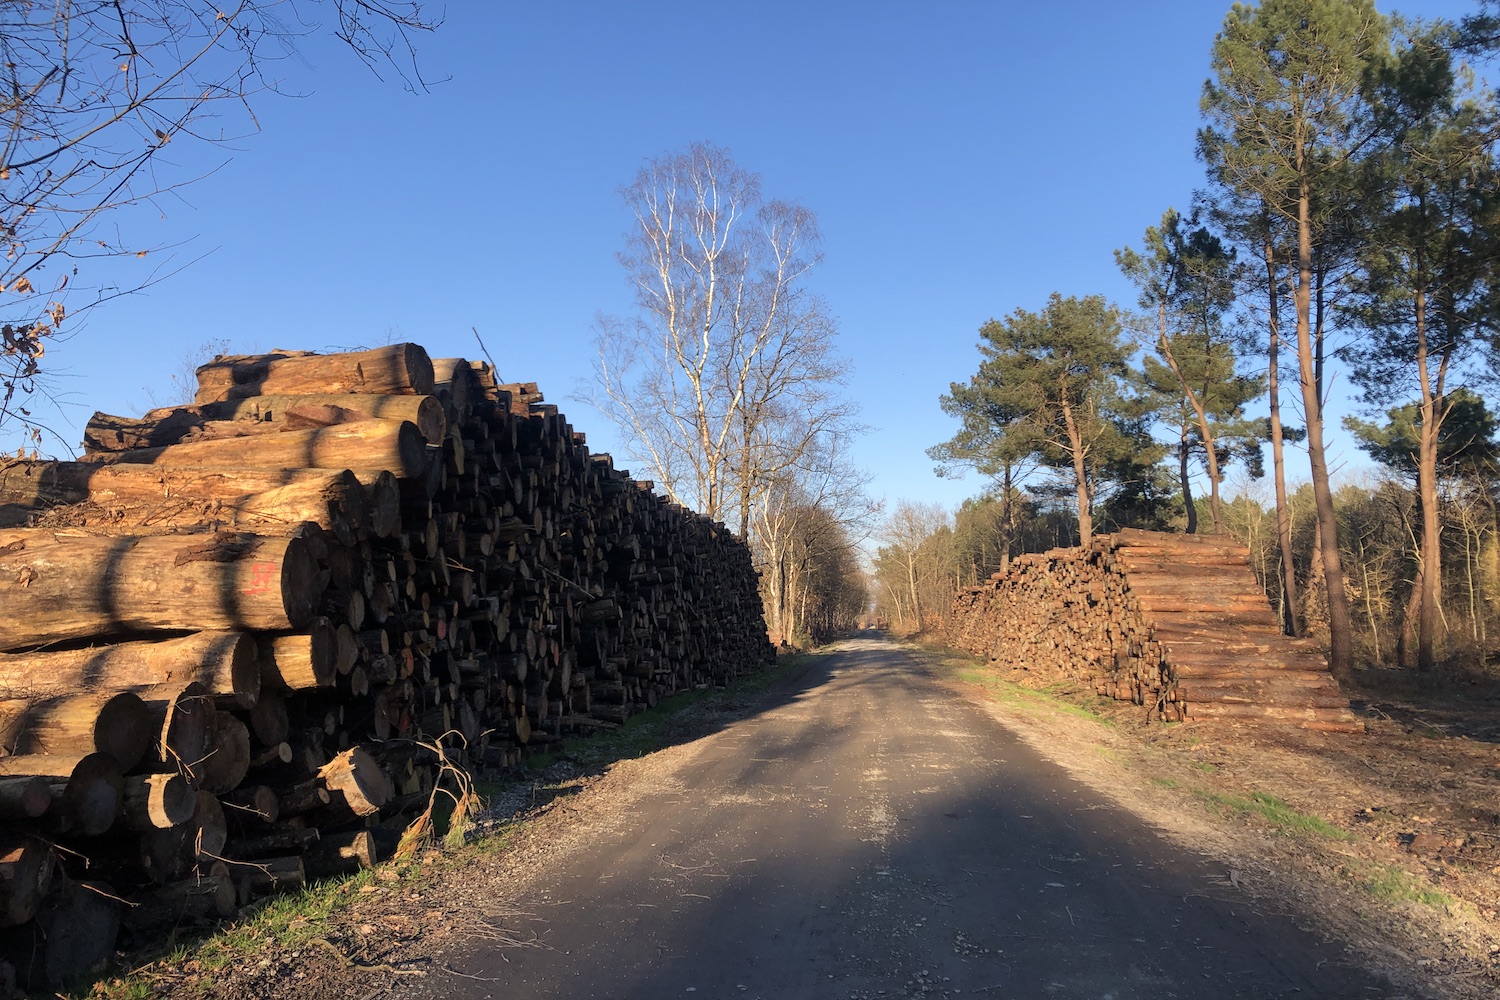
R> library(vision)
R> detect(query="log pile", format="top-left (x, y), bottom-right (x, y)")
top-left (945, 528), bottom-right (1362, 734)
top-left (0, 343), bottom-right (774, 989)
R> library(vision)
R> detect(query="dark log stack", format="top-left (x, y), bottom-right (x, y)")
top-left (945, 528), bottom-right (1362, 734)
top-left (0, 343), bottom-right (773, 990)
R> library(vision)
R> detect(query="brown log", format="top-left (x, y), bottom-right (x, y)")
top-left (193, 344), bottom-right (436, 404)
top-left (193, 714), bottom-right (251, 795)
top-left (0, 836), bottom-right (54, 927)
top-left (0, 462), bottom-right (373, 543)
top-left (304, 830), bottom-right (377, 877)
top-left (133, 392), bottom-right (447, 446)
top-left (258, 619), bottom-right (338, 692)
top-left (249, 693), bottom-right (291, 747)
top-left (226, 855), bottom-right (305, 896)
top-left (103, 418), bottom-right (431, 480)
top-left (1, 879), bottom-right (120, 991)
top-left (0, 754), bottom-right (122, 838)
top-left (222, 785), bottom-right (279, 826)
top-left (122, 773), bottom-right (197, 831)
top-left (317, 747), bottom-right (391, 817)
top-left (0, 777), bottom-right (50, 822)
top-left (123, 867), bottom-right (237, 930)
top-left (226, 825), bottom-right (319, 859)
top-left (350, 469), bottom-right (402, 538)
top-left (140, 682), bottom-right (213, 770)
top-left (11, 691), bottom-right (152, 770)
top-left (0, 530), bottom-right (322, 649)
top-left (140, 791), bottom-right (226, 883)
top-left (0, 632), bottom-right (260, 709)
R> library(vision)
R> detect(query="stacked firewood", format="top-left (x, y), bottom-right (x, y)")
top-left (0, 344), bottom-right (774, 989)
top-left (946, 528), bottom-right (1361, 733)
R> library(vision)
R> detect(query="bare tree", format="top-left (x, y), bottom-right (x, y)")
top-left (587, 142), bottom-right (851, 535)
top-left (753, 429), bottom-right (878, 645)
top-left (874, 501), bottom-right (952, 634)
top-left (0, 1), bottom-right (440, 450)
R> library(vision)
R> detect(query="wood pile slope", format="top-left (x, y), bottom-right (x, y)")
top-left (946, 527), bottom-right (1361, 734)
top-left (0, 343), bottom-right (774, 990)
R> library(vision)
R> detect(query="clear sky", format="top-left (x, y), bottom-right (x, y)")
top-left (12, 0), bottom-right (1482, 520)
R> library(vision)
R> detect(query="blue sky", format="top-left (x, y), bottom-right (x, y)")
top-left (14, 0), bottom-right (1481, 519)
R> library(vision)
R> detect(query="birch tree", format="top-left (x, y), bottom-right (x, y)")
top-left (588, 142), bottom-right (849, 535)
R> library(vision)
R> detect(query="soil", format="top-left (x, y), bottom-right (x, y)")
top-left (81, 636), bottom-right (1500, 1000)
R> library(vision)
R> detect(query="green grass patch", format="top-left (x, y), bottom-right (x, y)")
top-left (1192, 789), bottom-right (1350, 840)
top-left (1190, 760), bottom-right (1218, 773)
top-left (1358, 863), bottom-right (1454, 909)
top-left (1150, 776), bottom-right (1181, 789)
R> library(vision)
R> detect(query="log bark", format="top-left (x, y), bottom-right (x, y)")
top-left (0, 462), bottom-right (373, 543)
top-left (258, 620), bottom-right (338, 692)
top-left (102, 419), bottom-right (431, 481)
top-left (0, 632), bottom-right (259, 709)
top-left (0, 530), bottom-right (322, 649)
top-left (0, 835), bottom-right (54, 926)
top-left (113, 392), bottom-right (448, 448)
top-left (193, 344), bottom-right (436, 404)
top-left (317, 747), bottom-right (391, 817)
top-left (11, 691), bottom-right (152, 771)
top-left (122, 773), bottom-right (197, 831)
top-left (0, 754), bottom-right (123, 838)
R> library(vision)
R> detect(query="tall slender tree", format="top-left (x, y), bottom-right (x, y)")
top-left (1340, 21), bottom-right (1500, 670)
top-left (1199, 0), bottom-right (1392, 676)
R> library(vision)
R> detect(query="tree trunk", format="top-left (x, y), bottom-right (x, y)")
top-left (1413, 284), bottom-right (1444, 672)
top-left (1295, 178), bottom-right (1353, 677)
top-left (1060, 393), bottom-right (1093, 548)
top-left (1180, 424), bottom-right (1197, 535)
top-left (1265, 231), bottom-right (1300, 636)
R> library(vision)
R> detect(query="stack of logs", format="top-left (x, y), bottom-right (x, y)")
top-left (0, 343), bottom-right (774, 989)
top-left (945, 528), bottom-right (1362, 733)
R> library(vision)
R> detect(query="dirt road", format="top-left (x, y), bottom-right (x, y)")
top-left (426, 636), bottom-right (1398, 999)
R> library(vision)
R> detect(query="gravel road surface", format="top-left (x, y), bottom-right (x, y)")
top-left (435, 636), bottom-right (1395, 999)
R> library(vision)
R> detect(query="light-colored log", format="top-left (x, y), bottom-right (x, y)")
top-left (103, 418), bottom-right (430, 480)
top-left (0, 530), bottom-right (322, 649)
top-left (122, 773), bottom-right (196, 831)
top-left (258, 619), bottom-right (338, 692)
top-left (193, 344), bottom-right (436, 404)
top-left (316, 747), bottom-right (391, 817)
top-left (11, 692), bottom-right (152, 771)
top-left (0, 632), bottom-right (259, 709)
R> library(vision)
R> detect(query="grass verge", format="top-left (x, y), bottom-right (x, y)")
top-left (1191, 788), bottom-right (1352, 840)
